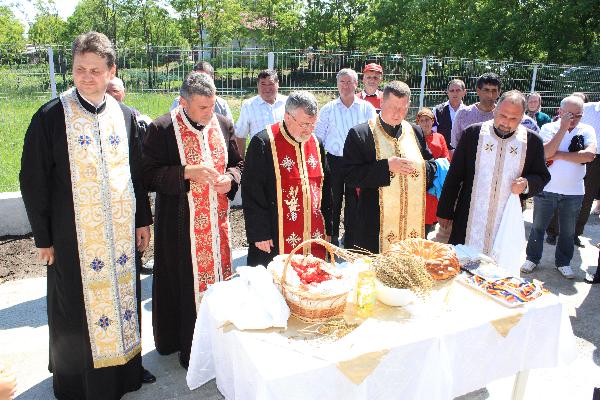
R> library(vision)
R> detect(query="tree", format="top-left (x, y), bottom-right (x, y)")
top-left (241, 0), bottom-right (302, 49)
top-left (0, 6), bottom-right (25, 59)
top-left (28, 1), bottom-right (68, 47)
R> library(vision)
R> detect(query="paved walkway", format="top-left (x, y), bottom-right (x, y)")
top-left (2, 210), bottom-right (600, 399)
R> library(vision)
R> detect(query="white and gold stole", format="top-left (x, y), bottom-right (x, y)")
top-left (465, 120), bottom-right (528, 255)
top-left (171, 107), bottom-right (232, 312)
top-left (370, 118), bottom-right (426, 253)
top-left (61, 88), bottom-right (140, 368)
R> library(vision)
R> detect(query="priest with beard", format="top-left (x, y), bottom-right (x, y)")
top-left (343, 81), bottom-right (437, 254)
top-left (242, 91), bottom-right (332, 267)
top-left (142, 72), bottom-right (242, 368)
top-left (437, 90), bottom-right (550, 253)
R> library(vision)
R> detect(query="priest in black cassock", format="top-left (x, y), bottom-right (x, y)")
top-left (142, 72), bottom-right (242, 368)
top-left (20, 32), bottom-right (153, 400)
top-left (437, 90), bottom-right (550, 254)
top-left (343, 81), bottom-right (437, 254)
top-left (242, 91), bottom-right (332, 267)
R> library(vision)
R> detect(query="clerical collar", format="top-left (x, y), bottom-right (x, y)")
top-left (493, 126), bottom-right (516, 140)
top-left (182, 108), bottom-right (205, 131)
top-left (76, 90), bottom-right (106, 114)
top-left (378, 115), bottom-right (401, 138)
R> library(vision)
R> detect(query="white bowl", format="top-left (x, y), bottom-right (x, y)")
top-left (375, 279), bottom-right (418, 307)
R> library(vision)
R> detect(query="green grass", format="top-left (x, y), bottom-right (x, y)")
top-left (0, 91), bottom-right (336, 192)
top-left (0, 95), bottom-right (52, 192)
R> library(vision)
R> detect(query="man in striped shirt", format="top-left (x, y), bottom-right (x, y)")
top-left (315, 68), bottom-right (377, 247)
top-left (235, 69), bottom-right (288, 158)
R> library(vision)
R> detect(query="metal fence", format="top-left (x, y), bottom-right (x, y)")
top-left (1, 45), bottom-right (600, 116)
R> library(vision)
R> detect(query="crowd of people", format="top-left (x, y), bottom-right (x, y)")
top-left (13, 31), bottom-right (600, 400)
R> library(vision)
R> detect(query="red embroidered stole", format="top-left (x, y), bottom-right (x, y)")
top-left (267, 122), bottom-right (326, 259)
top-left (171, 108), bottom-right (232, 310)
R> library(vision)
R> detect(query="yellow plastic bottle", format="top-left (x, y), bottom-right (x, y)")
top-left (356, 269), bottom-right (376, 318)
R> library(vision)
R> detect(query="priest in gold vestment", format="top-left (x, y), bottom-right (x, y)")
top-left (20, 32), bottom-right (152, 400)
top-left (343, 81), bottom-right (437, 254)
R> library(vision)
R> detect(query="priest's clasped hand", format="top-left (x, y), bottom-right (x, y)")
top-left (184, 164), bottom-right (220, 185)
top-left (136, 226), bottom-right (151, 252)
top-left (38, 246), bottom-right (55, 266)
top-left (511, 177), bottom-right (528, 194)
top-left (255, 239), bottom-right (274, 253)
top-left (212, 174), bottom-right (232, 194)
top-left (388, 156), bottom-right (416, 175)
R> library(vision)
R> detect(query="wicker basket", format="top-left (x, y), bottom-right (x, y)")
top-left (276, 238), bottom-right (362, 323)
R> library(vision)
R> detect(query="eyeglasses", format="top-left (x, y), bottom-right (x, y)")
top-left (288, 113), bottom-right (316, 129)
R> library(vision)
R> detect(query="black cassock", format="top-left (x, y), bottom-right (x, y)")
top-left (343, 118), bottom-right (437, 254)
top-left (142, 112), bottom-right (242, 367)
top-left (437, 123), bottom-right (550, 245)
top-left (19, 92), bottom-right (152, 400)
top-left (241, 128), bottom-right (333, 267)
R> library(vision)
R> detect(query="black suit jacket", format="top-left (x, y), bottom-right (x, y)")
top-left (434, 102), bottom-right (453, 150)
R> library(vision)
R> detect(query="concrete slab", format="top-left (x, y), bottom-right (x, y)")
top-left (0, 192), bottom-right (31, 236)
top-left (2, 212), bottom-right (600, 399)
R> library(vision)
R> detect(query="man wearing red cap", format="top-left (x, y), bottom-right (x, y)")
top-left (356, 63), bottom-right (383, 111)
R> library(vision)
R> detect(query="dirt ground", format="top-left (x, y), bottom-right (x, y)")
top-left (0, 208), bottom-right (248, 284)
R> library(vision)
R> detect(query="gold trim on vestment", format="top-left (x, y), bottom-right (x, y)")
top-left (267, 123), bottom-right (286, 254)
top-left (370, 118), bottom-right (426, 253)
top-left (171, 107), bottom-right (230, 311)
top-left (61, 88), bottom-right (140, 368)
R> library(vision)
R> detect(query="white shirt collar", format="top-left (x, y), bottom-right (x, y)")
top-left (335, 96), bottom-right (359, 109)
top-left (446, 100), bottom-right (464, 111)
top-left (257, 94), bottom-right (285, 106)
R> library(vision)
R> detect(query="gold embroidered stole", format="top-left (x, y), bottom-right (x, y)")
top-left (370, 118), bottom-right (426, 253)
top-left (171, 108), bottom-right (232, 311)
top-left (61, 88), bottom-right (140, 368)
top-left (268, 122), bottom-right (327, 258)
top-left (465, 120), bottom-right (528, 255)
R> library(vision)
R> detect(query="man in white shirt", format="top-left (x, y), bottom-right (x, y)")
top-left (170, 61), bottom-right (234, 123)
top-left (522, 96), bottom-right (597, 279)
top-left (235, 69), bottom-right (287, 158)
top-left (315, 68), bottom-right (377, 247)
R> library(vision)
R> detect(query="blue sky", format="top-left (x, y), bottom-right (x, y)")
top-left (5, 0), bottom-right (79, 27)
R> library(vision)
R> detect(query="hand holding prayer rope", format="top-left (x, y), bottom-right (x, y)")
top-left (38, 246), bottom-right (55, 267)
top-left (511, 177), bottom-right (528, 194)
top-left (388, 156), bottom-right (416, 175)
top-left (184, 164), bottom-right (220, 185)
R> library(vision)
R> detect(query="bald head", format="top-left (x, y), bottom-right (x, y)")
top-left (107, 77), bottom-right (125, 102)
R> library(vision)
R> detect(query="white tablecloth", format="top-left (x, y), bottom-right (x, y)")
top-left (187, 280), bottom-right (576, 400)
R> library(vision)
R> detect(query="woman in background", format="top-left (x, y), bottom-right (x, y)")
top-left (416, 108), bottom-right (451, 236)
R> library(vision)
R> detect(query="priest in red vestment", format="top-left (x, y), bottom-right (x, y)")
top-left (242, 91), bottom-right (333, 267)
top-left (142, 72), bottom-right (243, 368)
